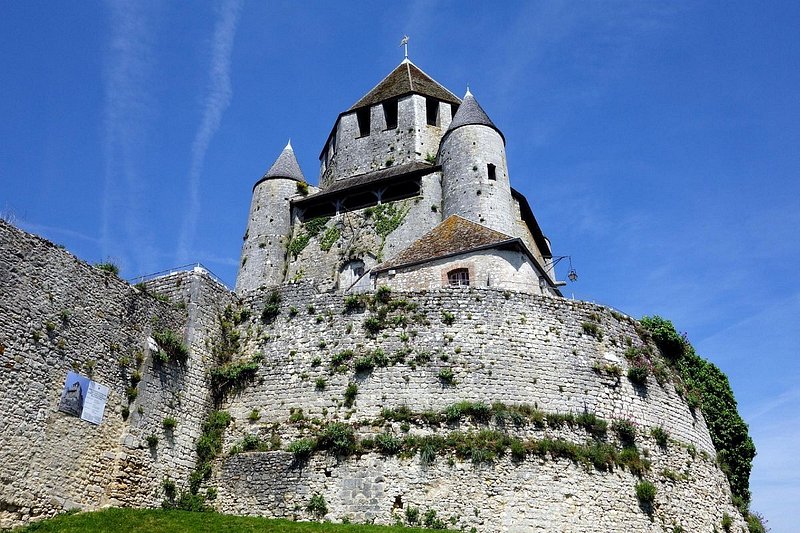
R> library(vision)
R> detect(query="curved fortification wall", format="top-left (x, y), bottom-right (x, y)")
top-left (0, 220), bottom-right (748, 531)
top-left (213, 282), bottom-right (746, 532)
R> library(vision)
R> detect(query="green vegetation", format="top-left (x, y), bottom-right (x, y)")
top-left (13, 508), bottom-right (446, 532)
top-left (441, 311), bottom-right (455, 325)
top-left (153, 329), bottom-right (189, 365)
top-left (640, 316), bottom-right (756, 506)
top-left (162, 417), bottom-right (177, 431)
top-left (95, 261), bottom-right (120, 276)
top-left (438, 367), bottom-right (456, 386)
top-left (581, 322), bottom-right (602, 339)
top-left (261, 291), bottom-right (281, 324)
top-left (343, 382), bottom-right (358, 407)
top-left (306, 493), bottom-right (327, 518)
top-left (612, 419), bottom-right (636, 447)
top-left (296, 181), bottom-right (309, 195)
top-left (635, 480), bottom-right (657, 505)
top-left (343, 295), bottom-right (366, 313)
top-left (288, 217), bottom-right (330, 256)
top-left (209, 356), bottom-right (261, 403)
top-left (627, 361), bottom-right (649, 386)
top-left (146, 434), bottom-right (159, 448)
top-left (163, 410), bottom-right (232, 511)
top-left (651, 426), bottom-right (669, 447)
top-left (320, 226), bottom-right (341, 252)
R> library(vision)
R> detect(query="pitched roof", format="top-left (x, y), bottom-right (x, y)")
top-left (373, 215), bottom-right (516, 272)
top-left (349, 59), bottom-right (461, 111)
top-left (445, 89), bottom-right (504, 143)
top-left (255, 141), bottom-right (306, 187)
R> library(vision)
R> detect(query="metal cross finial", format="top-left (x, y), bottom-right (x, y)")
top-left (400, 35), bottom-right (409, 59)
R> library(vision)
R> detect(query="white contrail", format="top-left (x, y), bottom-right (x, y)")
top-left (176, 0), bottom-right (244, 263)
top-left (101, 0), bottom-right (158, 273)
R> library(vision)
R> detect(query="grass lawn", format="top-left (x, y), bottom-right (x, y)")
top-left (14, 508), bottom-right (452, 532)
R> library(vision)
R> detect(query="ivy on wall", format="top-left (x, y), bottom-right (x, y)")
top-left (640, 316), bottom-right (756, 508)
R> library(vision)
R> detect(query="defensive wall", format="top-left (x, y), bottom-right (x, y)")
top-left (212, 281), bottom-right (745, 531)
top-left (0, 219), bottom-right (747, 531)
top-left (0, 221), bottom-right (231, 529)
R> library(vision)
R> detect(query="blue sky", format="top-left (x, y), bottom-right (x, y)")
top-left (1, 1), bottom-right (797, 528)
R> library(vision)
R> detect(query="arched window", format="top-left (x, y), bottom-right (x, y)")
top-left (447, 268), bottom-right (469, 287)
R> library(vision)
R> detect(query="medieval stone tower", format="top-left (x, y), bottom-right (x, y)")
top-left (0, 56), bottom-right (755, 532)
top-left (234, 59), bottom-right (560, 297)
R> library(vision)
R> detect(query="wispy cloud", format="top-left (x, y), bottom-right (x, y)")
top-left (176, 0), bottom-right (243, 263)
top-left (102, 0), bottom-right (159, 273)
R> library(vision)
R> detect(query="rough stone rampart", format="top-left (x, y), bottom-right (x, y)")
top-left (210, 282), bottom-right (745, 531)
top-left (0, 221), bottom-right (231, 528)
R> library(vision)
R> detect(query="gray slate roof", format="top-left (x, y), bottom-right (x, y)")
top-left (349, 59), bottom-right (461, 111)
top-left (258, 142), bottom-right (306, 184)
top-left (445, 90), bottom-right (504, 143)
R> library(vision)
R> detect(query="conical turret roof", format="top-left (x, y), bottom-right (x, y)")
top-left (349, 59), bottom-right (461, 111)
top-left (445, 89), bottom-right (504, 143)
top-left (259, 141), bottom-right (306, 183)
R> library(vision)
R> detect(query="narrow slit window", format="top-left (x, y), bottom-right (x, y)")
top-left (426, 97), bottom-right (439, 126)
top-left (356, 108), bottom-right (370, 137)
top-left (447, 268), bottom-right (470, 287)
top-left (383, 99), bottom-right (398, 130)
top-left (487, 163), bottom-right (497, 181)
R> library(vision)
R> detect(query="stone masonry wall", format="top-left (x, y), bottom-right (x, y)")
top-left (0, 221), bottom-right (231, 528)
top-left (320, 96), bottom-right (453, 188)
top-left (375, 249), bottom-right (545, 295)
top-left (208, 282), bottom-right (745, 531)
top-left (285, 173), bottom-right (443, 290)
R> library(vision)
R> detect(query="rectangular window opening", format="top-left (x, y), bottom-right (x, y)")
top-left (356, 108), bottom-right (371, 137)
top-left (447, 268), bottom-right (470, 287)
top-left (383, 99), bottom-right (398, 130)
top-left (426, 97), bottom-right (439, 126)
top-left (487, 163), bottom-right (497, 181)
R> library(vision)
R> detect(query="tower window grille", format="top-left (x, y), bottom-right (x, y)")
top-left (487, 163), bottom-right (497, 181)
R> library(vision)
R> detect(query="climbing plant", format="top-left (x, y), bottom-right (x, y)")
top-left (640, 316), bottom-right (756, 506)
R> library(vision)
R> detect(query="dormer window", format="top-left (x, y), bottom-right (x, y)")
top-left (383, 99), bottom-right (398, 130)
top-left (426, 97), bottom-right (439, 126)
top-left (447, 268), bottom-right (470, 287)
top-left (487, 163), bottom-right (497, 181)
top-left (356, 108), bottom-right (370, 137)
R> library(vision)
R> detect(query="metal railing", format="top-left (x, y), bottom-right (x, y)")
top-left (127, 263), bottom-right (230, 290)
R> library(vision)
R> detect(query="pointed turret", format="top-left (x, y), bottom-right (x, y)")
top-left (236, 141), bottom-right (306, 294)
top-left (439, 89), bottom-right (515, 235)
top-left (256, 141), bottom-right (306, 187)
top-left (444, 89), bottom-right (504, 143)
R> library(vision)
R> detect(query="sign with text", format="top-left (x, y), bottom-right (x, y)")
top-left (57, 371), bottom-right (109, 425)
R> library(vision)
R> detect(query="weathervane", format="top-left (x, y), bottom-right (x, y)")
top-left (400, 35), bottom-right (409, 59)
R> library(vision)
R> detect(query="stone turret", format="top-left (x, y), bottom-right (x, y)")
top-left (318, 59), bottom-right (461, 188)
top-left (235, 141), bottom-right (306, 294)
top-left (439, 89), bottom-right (516, 236)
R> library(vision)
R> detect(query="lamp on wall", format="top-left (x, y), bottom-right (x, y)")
top-left (548, 255), bottom-right (578, 284)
